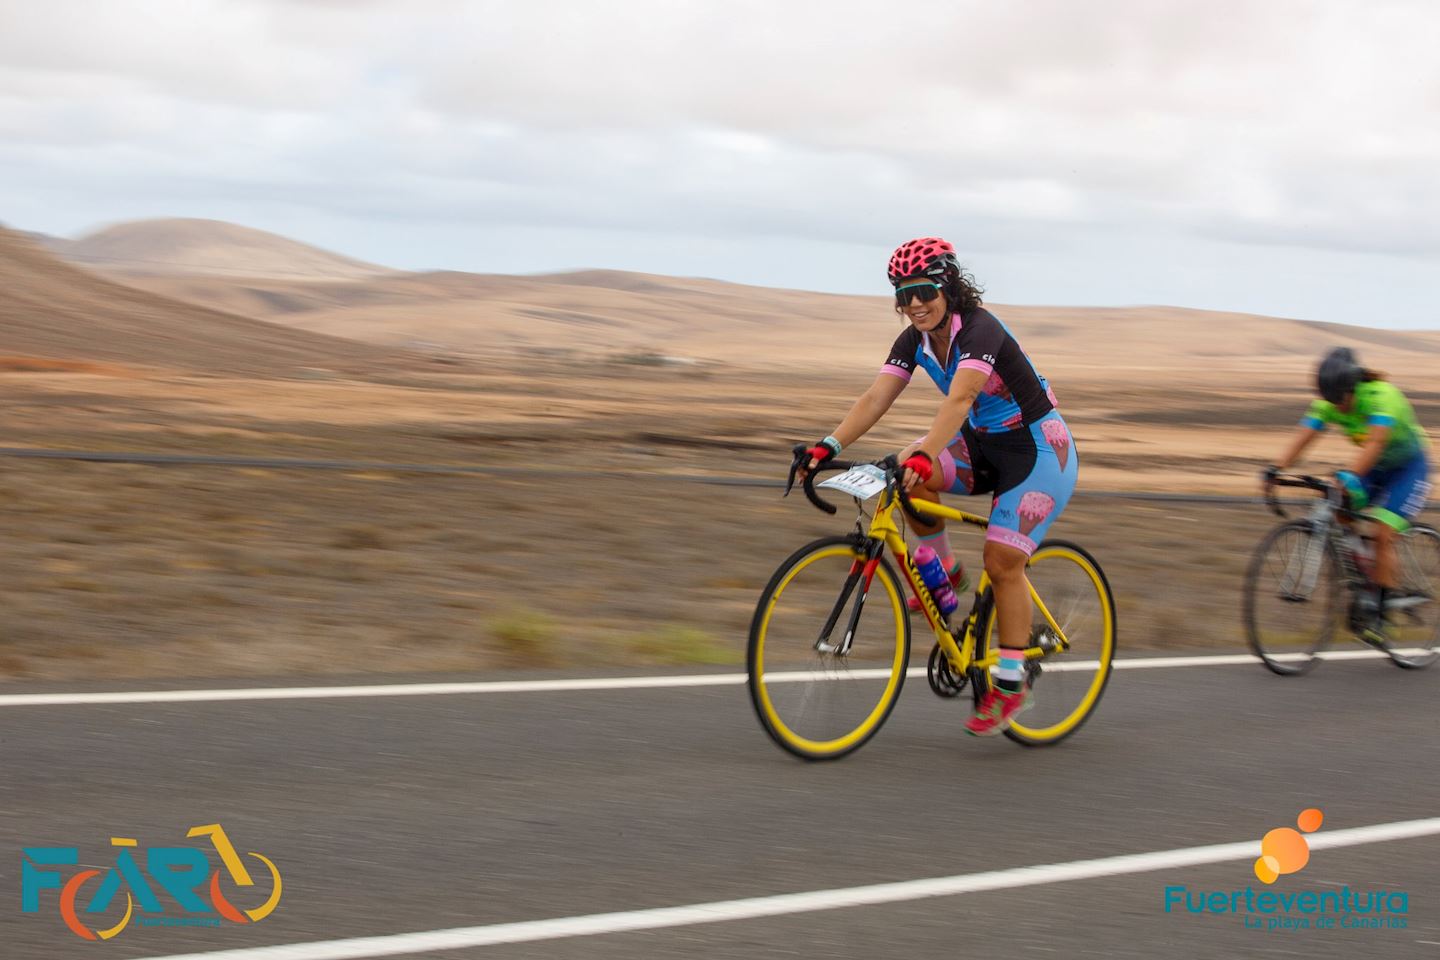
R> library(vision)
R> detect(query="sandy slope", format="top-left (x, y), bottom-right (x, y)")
top-left (106, 266), bottom-right (1440, 388)
top-left (54, 218), bottom-right (394, 280)
top-left (0, 227), bottom-right (405, 375)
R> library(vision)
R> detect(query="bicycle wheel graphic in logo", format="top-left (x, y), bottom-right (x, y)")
top-left (189, 825), bottom-right (283, 923)
top-left (206, 852), bottom-right (283, 922)
top-left (58, 871), bottom-right (133, 941)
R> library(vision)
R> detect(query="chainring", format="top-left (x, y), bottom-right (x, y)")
top-left (927, 643), bottom-right (968, 698)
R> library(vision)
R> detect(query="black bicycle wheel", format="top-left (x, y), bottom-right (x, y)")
top-left (747, 535), bottom-right (911, 760)
top-left (1384, 524), bottom-right (1440, 669)
top-left (1243, 521), bottom-right (1341, 675)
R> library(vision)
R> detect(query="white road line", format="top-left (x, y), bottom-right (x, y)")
top-left (131, 817), bottom-right (1440, 960)
top-left (0, 649), bottom-right (1408, 707)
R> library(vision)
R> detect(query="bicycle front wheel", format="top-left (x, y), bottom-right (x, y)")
top-left (980, 540), bottom-right (1117, 746)
top-left (747, 536), bottom-right (911, 760)
top-left (1385, 523), bottom-right (1440, 669)
top-left (1243, 521), bottom-right (1341, 675)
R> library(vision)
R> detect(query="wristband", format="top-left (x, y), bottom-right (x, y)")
top-left (820, 436), bottom-right (842, 457)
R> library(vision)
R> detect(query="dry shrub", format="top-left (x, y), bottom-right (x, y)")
top-left (487, 609), bottom-right (559, 666)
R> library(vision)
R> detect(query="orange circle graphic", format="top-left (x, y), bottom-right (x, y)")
top-left (1260, 827), bottom-right (1310, 875)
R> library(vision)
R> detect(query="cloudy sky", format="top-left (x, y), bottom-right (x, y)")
top-left (3, 0), bottom-right (1439, 327)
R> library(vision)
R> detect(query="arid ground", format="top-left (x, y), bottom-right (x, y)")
top-left (1, 221), bottom-right (1436, 681)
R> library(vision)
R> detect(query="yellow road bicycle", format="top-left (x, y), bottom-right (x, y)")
top-left (747, 449), bottom-right (1117, 760)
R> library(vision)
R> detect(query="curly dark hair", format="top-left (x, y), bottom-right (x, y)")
top-left (942, 264), bottom-right (985, 312)
top-left (894, 263), bottom-right (985, 316)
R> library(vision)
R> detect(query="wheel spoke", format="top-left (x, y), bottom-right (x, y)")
top-left (1244, 523), bottom-right (1337, 675)
top-left (1385, 525), bottom-right (1440, 669)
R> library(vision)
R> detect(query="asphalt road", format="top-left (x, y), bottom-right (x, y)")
top-left (2, 652), bottom-right (1437, 959)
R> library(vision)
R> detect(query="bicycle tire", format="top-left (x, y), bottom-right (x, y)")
top-left (971, 540), bottom-right (1117, 746)
top-left (747, 535), bottom-right (911, 760)
top-left (1384, 523), bottom-right (1440, 670)
top-left (1243, 521), bottom-right (1339, 675)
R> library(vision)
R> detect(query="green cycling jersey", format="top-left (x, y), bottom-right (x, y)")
top-left (1301, 379), bottom-right (1431, 470)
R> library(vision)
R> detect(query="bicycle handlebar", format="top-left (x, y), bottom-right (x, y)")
top-left (785, 445), bottom-right (930, 525)
top-left (785, 443), bottom-right (841, 514)
top-left (1264, 472), bottom-right (1347, 519)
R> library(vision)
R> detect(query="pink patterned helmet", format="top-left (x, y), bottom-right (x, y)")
top-left (887, 237), bottom-right (959, 286)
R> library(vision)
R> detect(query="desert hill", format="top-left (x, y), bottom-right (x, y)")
top-left (103, 266), bottom-right (1440, 388)
top-left (46, 217), bottom-right (1440, 386)
top-left (57, 218), bottom-right (394, 281)
top-left (0, 227), bottom-right (403, 375)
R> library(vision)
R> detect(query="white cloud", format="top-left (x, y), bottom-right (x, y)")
top-left (1, 0), bottom-right (1439, 324)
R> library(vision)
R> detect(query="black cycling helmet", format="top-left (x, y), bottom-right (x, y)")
top-left (1317, 347), bottom-right (1363, 404)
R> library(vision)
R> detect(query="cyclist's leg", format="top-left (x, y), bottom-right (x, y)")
top-left (984, 413), bottom-right (1080, 630)
top-left (909, 426), bottom-right (997, 572)
top-left (1366, 455), bottom-right (1432, 596)
top-left (903, 441), bottom-right (951, 576)
top-left (968, 413), bottom-right (1079, 734)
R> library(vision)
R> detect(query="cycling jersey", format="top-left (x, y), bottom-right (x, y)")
top-left (881, 307), bottom-right (1057, 432)
top-left (885, 307), bottom-right (1075, 555)
top-left (1301, 380), bottom-right (1431, 471)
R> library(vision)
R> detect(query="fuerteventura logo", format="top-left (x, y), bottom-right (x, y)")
top-left (1254, 807), bottom-right (1323, 883)
top-left (1163, 809), bottom-right (1410, 932)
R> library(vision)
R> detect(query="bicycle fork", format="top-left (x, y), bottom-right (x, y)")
top-left (1287, 514), bottom-right (1334, 599)
top-left (814, 538), bottom-right (888, 656)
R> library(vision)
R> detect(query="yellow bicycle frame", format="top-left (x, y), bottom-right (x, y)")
top-left (866, 487), bottom-right (1072, 673)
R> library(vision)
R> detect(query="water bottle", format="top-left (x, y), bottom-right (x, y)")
top-left (914, 544), bottom-right (959, 617)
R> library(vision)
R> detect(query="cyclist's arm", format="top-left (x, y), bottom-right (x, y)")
top-left (1348, 423), bottom-right (1390, 475)
top-left (829, 373), bottom-right (907, 448)
top-left (916, 368), bottom-right (985, 461)
top-left (1274, 424), bottom-right (1322, 470)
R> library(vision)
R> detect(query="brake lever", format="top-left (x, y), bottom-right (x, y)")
top-left (783, 443), bottom-right (806, 498)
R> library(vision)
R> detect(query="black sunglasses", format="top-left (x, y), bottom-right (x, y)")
top-left (894, 280), bottom-right (943, 307)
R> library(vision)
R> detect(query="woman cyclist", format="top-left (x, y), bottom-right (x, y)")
top-left (1263, 347), bottom-right (1433, 634)
top-left (800, 237), bottom-right (1078, 736)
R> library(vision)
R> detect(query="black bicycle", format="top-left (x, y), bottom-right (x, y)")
top-left (1242, 473), bottom-right (1440, 674)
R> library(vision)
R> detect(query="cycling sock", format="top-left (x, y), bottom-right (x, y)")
top-left (995, 648), bottom-right (1026, 694)
top-left (918, 530), bottom-right (956, 572)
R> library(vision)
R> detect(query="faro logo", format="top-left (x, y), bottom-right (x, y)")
top-left (21, 824), bottom-right (282, 940)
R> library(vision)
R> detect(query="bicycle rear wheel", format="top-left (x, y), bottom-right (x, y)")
top-left (1384, 523), bottom-right (1440, 669)
top-left (1243, 521), bottom-right (1340, 675)
top-left (747, 536), bottom-right (910, 760)
top-left (979, 540), bottom-right (1116, 746)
